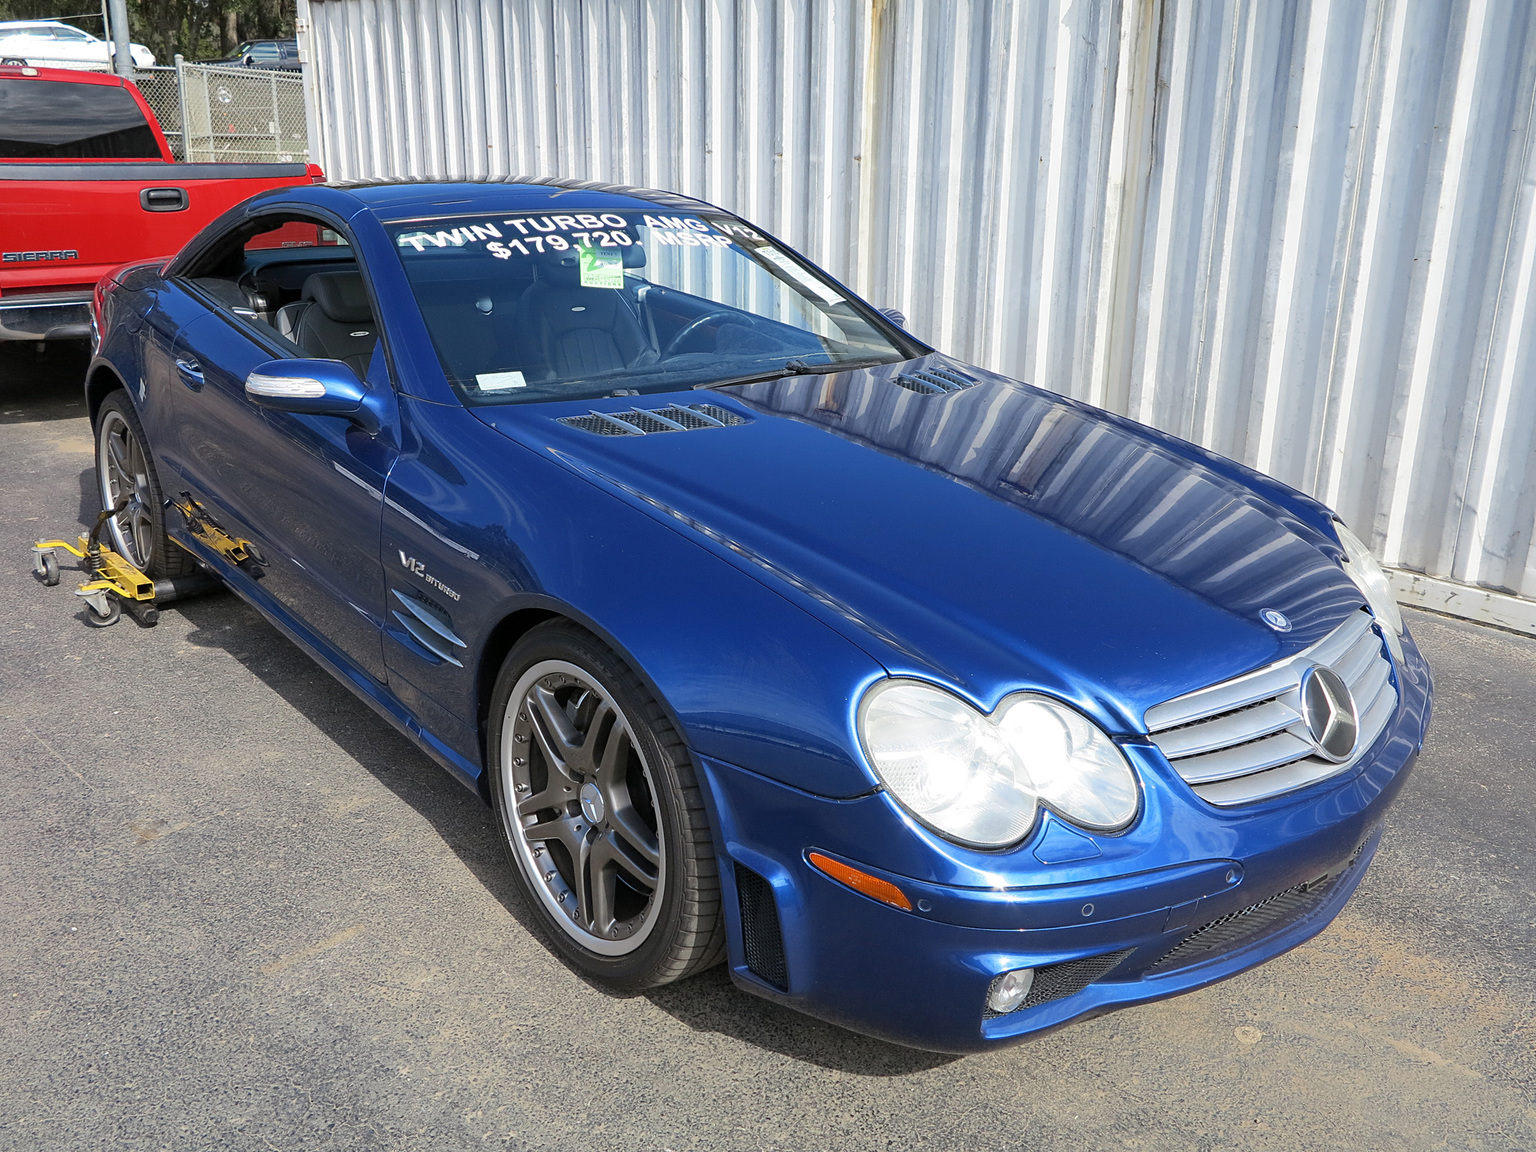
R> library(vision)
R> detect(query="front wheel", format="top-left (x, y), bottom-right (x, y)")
top-left (487, 622), bottom-right (724, 989)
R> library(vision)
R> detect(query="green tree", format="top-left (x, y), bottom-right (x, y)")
top-left (0, 0), bottom-right (293, 64)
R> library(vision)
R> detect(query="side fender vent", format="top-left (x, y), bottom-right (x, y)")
top-left (734, 863), bottom-right (788, 991)
top-left (893, 366), bottom-right (977, 395)
top-left (559, 404), bottom-right (749, 436)
top-left (391, 589), bottom-right (466, 667)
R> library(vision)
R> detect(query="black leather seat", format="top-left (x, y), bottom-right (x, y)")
top-left (274, 271), bottom-right (377, 376)
top-left (513, 249), bottom-right (654, 380)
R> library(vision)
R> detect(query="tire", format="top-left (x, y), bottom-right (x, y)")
top-left (85, 597), bottom-right (121, 627)
top-left (95, 391), bottom-right (194, 579)
top-left (487, 621), bottom-right (724, 989)
top-left (1, 59), bottom-right (26, 66)
top-left (37, 552), bottom-right (60, 586)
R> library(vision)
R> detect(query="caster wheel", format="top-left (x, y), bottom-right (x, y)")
top-left (85, 598), bottom-right (121, 628)
top-left (35, 552), bottom-right (60, 586)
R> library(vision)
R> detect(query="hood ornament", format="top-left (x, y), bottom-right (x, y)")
top-left (1259, 608), bottom-right (1291, 632)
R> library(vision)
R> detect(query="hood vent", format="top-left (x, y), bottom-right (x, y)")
top-left (559, 404), bottom-right (749, 436)
top-left (893, 365), bottom-right (977, 395)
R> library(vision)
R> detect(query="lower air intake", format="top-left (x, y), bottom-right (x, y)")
top-left (735, 863), bottom-right (788, 991)
top-left (1145, 839), bottom-right (1369, 974)
top-left (985, 948), bottom-right (1135, 1018)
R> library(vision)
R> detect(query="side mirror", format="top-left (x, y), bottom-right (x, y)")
top-left (878, 307), bottom-right (908, 329)
top-left (245, 359), bottom-right (380, 434)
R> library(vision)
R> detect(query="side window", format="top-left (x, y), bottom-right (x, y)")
top-left (180, 215), bottom-right (379, 378)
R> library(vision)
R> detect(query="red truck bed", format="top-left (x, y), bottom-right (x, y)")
top-left (0, 65), bottom-right (321, 342)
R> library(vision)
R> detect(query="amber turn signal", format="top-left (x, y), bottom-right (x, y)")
top-left (807, 851), bottom-right (913, 911)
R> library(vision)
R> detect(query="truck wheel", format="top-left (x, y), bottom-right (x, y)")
top-left (1, 58), bottom-right (25, 66)
top-left (95, 391), bottom-right (194, 579)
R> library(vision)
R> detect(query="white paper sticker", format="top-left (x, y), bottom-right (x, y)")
top-left (757, 247), bottom-right (845, 304)
top-left (476, 370), bottom-right (527, 391)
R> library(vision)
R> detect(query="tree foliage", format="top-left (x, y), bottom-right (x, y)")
top-left (0, 0), bottom-right (293, 63)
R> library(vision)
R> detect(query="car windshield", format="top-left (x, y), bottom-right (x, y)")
top-left (385, 208), bottom-right (916, 405)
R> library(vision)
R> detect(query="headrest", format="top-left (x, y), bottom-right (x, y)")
top-left (302, 271), bottom-right (372, 323)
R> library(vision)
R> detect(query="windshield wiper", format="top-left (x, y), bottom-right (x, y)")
top-left (693, 357), bottom-right (893, 391)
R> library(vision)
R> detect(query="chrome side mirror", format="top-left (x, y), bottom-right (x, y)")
top-left (879, 307), bottom-right (908, 329)
top-left (245, 359), bottom-right (379, 434)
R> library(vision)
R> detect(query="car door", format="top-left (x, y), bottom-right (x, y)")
top-left (158, 215), bottom-right (399, 682)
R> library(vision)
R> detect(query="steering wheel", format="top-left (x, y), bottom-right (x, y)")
top-left (662, 309), bottom-right (751, 359)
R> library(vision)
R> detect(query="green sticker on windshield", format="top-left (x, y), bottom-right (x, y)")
top-left (578, 243), bottom-right (624, 289)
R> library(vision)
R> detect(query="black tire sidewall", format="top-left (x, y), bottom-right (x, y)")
top-left (487, 623), bottom-right (700, 989)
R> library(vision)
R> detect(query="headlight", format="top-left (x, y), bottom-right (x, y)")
top-left (1333, 520), bottom-right (1404, 638)
top-left (857, 680), bottom-right (1139, 848)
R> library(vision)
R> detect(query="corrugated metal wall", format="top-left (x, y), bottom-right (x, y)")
top-left (301, 0), bottom-right (1536, 628)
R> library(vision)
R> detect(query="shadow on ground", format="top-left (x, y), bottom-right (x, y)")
top-left (172, 590), bottom-right (948, 1075)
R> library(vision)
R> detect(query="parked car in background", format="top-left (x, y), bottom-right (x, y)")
top-left (84, 177), bottom-right (1431, 1053)
top-left (206, 39), bottom-right (299, 71)
top-left (0, 65), bottom-right (321, 344)
top-left (0, 19), bottom-right (154, 69)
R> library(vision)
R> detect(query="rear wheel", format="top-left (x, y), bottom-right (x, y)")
top-left (487, 622), bottom-right (724, 989)
top-left (95, 391), bottom-right (193, 579)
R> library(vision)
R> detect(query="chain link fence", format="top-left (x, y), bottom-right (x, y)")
top-left (176, 62), bottom-right (309, 163)
top-left (50, 60), bottom-right (308, 164)
top-left (129, 66), bottom-right (185, 159)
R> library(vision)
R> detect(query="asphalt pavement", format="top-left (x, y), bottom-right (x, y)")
top-left (1, 343), bottom-right (1532, 1151)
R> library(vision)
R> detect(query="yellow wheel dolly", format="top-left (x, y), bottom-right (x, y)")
top-left (32, 501), bottom-right (218, 627)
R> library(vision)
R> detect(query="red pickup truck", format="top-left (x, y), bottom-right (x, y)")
top-left (0, 64), bottom-right (321, 343)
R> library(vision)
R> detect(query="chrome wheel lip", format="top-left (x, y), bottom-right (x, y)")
top-left (96, 409), bottom-right (154, 570)
top-left (498, 659), bottom-right (666, 957)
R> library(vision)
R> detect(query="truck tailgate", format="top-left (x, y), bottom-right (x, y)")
top-left (0, 162), bottom-right (316, 295)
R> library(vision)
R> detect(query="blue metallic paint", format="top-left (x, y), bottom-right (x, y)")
top-left (89, 179), bottom-right (1432, 1053)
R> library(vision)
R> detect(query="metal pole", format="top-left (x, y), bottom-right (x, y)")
top-left (295, 0), bottom-right (326, 174)
top-left (174, 54), bottom-right (192, 162)
top-left (106, 0), bottom-right (132, 78)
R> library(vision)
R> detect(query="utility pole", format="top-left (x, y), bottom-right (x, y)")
top-left (106, 0), bottom-right (132, 78)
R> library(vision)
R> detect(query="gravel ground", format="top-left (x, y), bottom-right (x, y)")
top-left (2, 343), bottom-right (1532, 1151)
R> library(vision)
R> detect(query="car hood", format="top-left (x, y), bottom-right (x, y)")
top-left (478, 358), bottom-right (1365, 733)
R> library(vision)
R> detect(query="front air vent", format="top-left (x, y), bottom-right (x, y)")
top-left (734, 863), bottom-right (788, 991)
top-left (391, 589), bottom-right (466, 667)
top-left (893, 365), bottom-right (977, 395)
top-left (558, 404), bottom-right (749, 436)
top-left (984, 948), bottom-right (1135, 1018)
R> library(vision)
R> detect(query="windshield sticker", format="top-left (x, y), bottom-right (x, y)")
top-left (476, 370), bottom-right (527, 391)
top-left (578, 243), bottom-right (624, 289)
top-left (755, 246), bottom-right (844, 304)
top-left (396, 222), bottom-right (504, 251)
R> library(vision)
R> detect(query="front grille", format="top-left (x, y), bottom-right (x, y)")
top-left (892, 366), bottom-right (976, 395)
top-left (735, 864), bottom-right (788, 991)
top-left (558, 404), bottom-right (749, 436)
top-left (1145, 839), bottom-right (1369, 974)
top-left (985, 948), bottom-right (1135, 1019)
top-left (1145, 609), bottom-right (1397, 806)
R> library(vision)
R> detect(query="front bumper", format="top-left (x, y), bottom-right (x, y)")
top-left (698, 630), bottom-right (1431, 1053)
top-left (0, 293), bottom-right (91, 341)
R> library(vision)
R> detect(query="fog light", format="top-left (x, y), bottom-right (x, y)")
top-left (986, 967), bottom-right (1036, 1015)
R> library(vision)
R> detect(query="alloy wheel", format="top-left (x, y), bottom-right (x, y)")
top-left (97, 409), bottom-right (156, 570)
top-left (498, 659), bottom-right (665, 956)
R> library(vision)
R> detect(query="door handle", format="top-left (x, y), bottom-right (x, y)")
top-left (176, 357), bottom-right (204, 390)
top-left (141, 187), bottom-right (189, 212)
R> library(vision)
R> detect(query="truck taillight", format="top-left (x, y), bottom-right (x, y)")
top-left (92, 280), bottom-right (106, 353)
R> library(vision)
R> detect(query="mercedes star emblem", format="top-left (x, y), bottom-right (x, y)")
top-left (1260, 608), bottom-right (1292, 632)
top-left (1299, 665), bottom-right (1358, 762)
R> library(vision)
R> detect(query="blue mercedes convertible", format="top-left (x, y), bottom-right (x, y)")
top-left (86, 179), bottom-right (1431, 1052)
